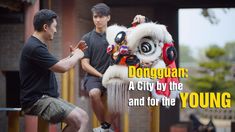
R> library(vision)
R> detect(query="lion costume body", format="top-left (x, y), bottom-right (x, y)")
top-left (102, 22), bottom-right (179, 113)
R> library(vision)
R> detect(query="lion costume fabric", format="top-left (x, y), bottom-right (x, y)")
top-left (102, 22), bottom-right (179, 113)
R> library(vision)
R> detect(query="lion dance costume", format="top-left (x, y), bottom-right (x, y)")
top-left (102, 21), bottom-right (179, 113)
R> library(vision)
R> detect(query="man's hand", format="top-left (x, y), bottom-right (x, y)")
top-left (132, 14), bottom-right (146, 25)
top-left (72, 48), bottom-right (84, 59)
top-left (70, 40), bottom-right (88, 52)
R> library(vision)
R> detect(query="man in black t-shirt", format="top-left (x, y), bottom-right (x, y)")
top-left (81, 4), bottom-right (149, 130)
top-left (20, 9), bottom-right (88, 132)
top-left (81, 3), bottom-right (117, 132)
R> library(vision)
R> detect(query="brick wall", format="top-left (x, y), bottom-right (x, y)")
top-left (110, 6), bottom-right (155, 26)
top-left (0, 71), bottom-right (6, 132)
top-left (0, 72), bottom-right (6, 107)
top-left (49, 0), bottom-right (63, 92)
top-left (0, 23), bottom-right (24, 132)
top-left (0, 24), bottom-right (24, 71)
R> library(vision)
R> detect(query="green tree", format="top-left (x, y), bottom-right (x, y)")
top-left (223, 41), bottom-right (235, 62)
top-left (187, 45), bottom-right (235, 101)
top-left (179, 45), bottom-right (195, 63)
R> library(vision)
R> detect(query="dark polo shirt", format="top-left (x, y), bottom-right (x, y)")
top-left (82, 29), bottom-right (112, 75)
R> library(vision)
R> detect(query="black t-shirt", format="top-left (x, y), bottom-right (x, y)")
top-left (82, 29), bottom-right (111, 76)
top-left (19, 36), bottom-right (59, 109)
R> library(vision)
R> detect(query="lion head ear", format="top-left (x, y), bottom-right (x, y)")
top-left (160, 25), bottom-right (173, 43)
top-left (106, 24), bottom-right (127, 45)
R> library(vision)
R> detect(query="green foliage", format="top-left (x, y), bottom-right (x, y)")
top-left (223, 41), bottom-right (235, 62)
top-left (205, 46), bottom-right (225, 59)
top-left (199, 61), bottom-right (230, 71)
top-left (187, 76), bottom-right (213, 92)
top-left (187, 45), bottom-right (235, 101)
top-left (179, 45), bottom-right (195, 62)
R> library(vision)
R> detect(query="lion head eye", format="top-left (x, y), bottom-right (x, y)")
top-left (138, 38), bottom-right (156, 55)
top-left (115, 31), bottom-right (126, 45)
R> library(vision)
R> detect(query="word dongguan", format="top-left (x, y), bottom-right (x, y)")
top-left (128, 66), bottom-right (188, 79)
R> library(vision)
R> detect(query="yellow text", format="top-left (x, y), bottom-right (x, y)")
top-left (180, 92), bottom-right (231, 109)
top-left (128, 66), bottom-right (188, 79)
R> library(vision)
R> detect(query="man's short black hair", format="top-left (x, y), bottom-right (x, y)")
top-left (91, 3), bottom-right (110, 16)
top-left (33, 9), bottom-right (57, 32)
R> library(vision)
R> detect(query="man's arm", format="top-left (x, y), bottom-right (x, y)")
top-left (50, 41), bottom-right (87, 73)
top-left (50, 48), bottom-right (84, 73)
top-left (81, 58), bottom-right (103, 77)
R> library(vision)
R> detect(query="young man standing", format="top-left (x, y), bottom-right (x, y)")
top-left (20, 9), bottom-right (89, 132)
top-left (81, 3), bottom-right (116, 132)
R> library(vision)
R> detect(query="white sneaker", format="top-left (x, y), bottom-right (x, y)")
top-left (93, 126), bottom-right (109, 132)
top-left (93, 126), bottom-right (114, 132)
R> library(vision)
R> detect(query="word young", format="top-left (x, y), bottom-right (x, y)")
top-left (180, 92), bottom-right (231, 108)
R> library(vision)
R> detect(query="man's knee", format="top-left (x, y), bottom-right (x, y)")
top-left (75, 107), bottom-right (89, 124)
top-left (64, 108), bottom-right (88, 130)
top-left (89, 88), bottom-right (101, 99)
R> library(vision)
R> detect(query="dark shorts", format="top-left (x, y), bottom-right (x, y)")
top-left (23, 95), bottom-right (76, 124)
top-left (84, 76), bottom-right (106, 93)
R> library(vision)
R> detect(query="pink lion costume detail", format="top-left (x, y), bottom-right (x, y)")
top-left (102, 22), bottom-right (179, 113)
